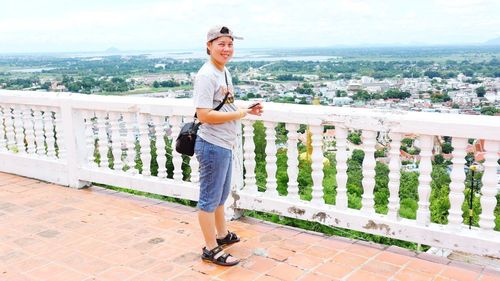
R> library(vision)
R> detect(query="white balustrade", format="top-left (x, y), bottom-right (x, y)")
top-left (264, 121), bottom-right (278, 197)
top-left (387, 132), bottom-right (402, 219)
top-left (286, 123), bottom-right (300, 199)
top-left (361, 130), bottom-right (377, 213)
top-left (417, 135), bottom-right (433, 226)
top-left (335, 126), bottom-right (349, 209)
top-left (170, 116), bottom-right (183, 181)
top-left (310, 125), bottom-right (325, 205)
top-left (13, 106), bottom-right (26, 154)
top-left (1, 90), bottom-right (499, 258)
top-left (95, 111), bottom-right (110, 169)
top-left (153, 115), bottom-right (168, 179)
top-left (109, 112), bottom-right (123, 171)
top-left (54, 109), bottom-right (65, 159)
top-left (480, 140), bottom-right (499, 230)
top-left (448, 138), bottom-right (468, 228)
top-left (138, 113), bottom-right (152, 176)
top-left (43, 108), bottom-right (56, 158)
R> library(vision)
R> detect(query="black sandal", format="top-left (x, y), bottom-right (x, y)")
top-left (216, 231), bottom-right (240, 246)
top-left (201, 245), bottom-right (239, 266)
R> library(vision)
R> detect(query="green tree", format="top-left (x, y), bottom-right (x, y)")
top-left (475, 86), bottom-right (486, 97)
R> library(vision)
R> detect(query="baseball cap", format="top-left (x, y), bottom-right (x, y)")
top-left (207, 26), bottom-right (243, 42)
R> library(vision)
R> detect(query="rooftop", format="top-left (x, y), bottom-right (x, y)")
top-left (1, 172), bottom-right (498, 281)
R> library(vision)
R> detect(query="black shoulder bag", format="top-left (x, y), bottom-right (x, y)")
top-left (175, 71), bottom-right (230, 156)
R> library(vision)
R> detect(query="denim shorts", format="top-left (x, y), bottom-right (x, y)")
top-left (194, 136), bottom-right (232, 212)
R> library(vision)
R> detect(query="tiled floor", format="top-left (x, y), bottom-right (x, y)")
top-left (0, 171), bottom-right (498, 281)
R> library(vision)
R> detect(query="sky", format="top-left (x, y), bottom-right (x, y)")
top-left (0, 0), bottom-right (499, 53)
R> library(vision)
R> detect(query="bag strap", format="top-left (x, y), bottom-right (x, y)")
top-left (194, 70), bottom-right (230, 119)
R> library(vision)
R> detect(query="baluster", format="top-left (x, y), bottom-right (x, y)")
top-left (242, 120), bottom-right (257, 192)
top-left (190, 154), bottom-right (200, 183)
top-left (417, 135), bottom-right (433, 226)
top-left (0, 106), bottom-right (7, 151)
top-left (153, 116), bottom-right (168, 178)
top-left (170, 116), bottom-right (183, 181)
top-left (33, 109), bottom-right (45, 156)
top-left (264, 121), bottom-right (278, 197)
top-left (138, 113), bottom-right (151, 176)
top-left (123, 112), bottom-right (138, 174)
top-left (109, 112), bottom-right (123, 171)
top-left (387, 132), bottom-right (402, 219)
top-left (23, 107), bottom-right (35, 155)
top-left (310, 124), bottom-right (325, 204)
top-left (286, 123), bottom-right (300, 199)
top-left (361, 130), bottom-right (377, 212)
top-left (479, 140), bottom-right (499, 230)
top-left (335, 126), bottom-right (349, 209)
top-left (95, 111), bottom-right (110, 168)
top-left (448, 138), bottom-right (467, 229)
top-left (53, 109), bottom-right (65, 159)
top-left (4, 107), bottom-right (16, 152)
top-left (13, 106), bottom-right (26, 154)
top-left (83, 111), bottom-right (97, 167)
top-left (43, 108), bottom-right (56, 158)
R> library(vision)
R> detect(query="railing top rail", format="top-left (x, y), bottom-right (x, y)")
top-left (1, 90), bottom-right (499, 140)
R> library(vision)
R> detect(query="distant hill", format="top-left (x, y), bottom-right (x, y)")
top-left (484, 36), bottom-right (500, 45)
top-left (105, 47), bottom-right (120, 53)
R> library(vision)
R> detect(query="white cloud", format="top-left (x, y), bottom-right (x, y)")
top-left (0, 0), bottom-right (499, 52)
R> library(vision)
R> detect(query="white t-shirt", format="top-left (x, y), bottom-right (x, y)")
top-left (193, 61), bottom-right (238, 150)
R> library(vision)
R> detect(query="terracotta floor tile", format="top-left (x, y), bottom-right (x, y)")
top-left (190, 260), bottom-right (232, 276)
top-left (315, 261), bottom-right (356, 279)
top-left (266, 263), bottom-right (305, 280)
top-left (218, 266), bottom-right (262, 281)
top-left (302, 245), bottom-right (338, 259)
top-left (439, 265), bottom-right (481, 281)
top-left (330, 251), bottom-right (368, 268)
top-left (125, 255), bottom-right (159, 272)
top-left (316, 237), bottom-right (353, 251)
top-left (254, 275), bottom-right (282, 281)
top-left (480, 272), bottom-right (500, 281)
top-left (169, 269), bottom-right (212, 281)
top-left (375, 250), bottom-right (412, 266)
top-left (360, 260), bottom-right (401, 277)
top-left (24, 262), bottom-right (68, 280)
top-left (267, 246), bottom-right (295, 262)
top-left (393, 268), bottom-right (434, 281)
top-left (48, 268), bottom-right (89, 281)
top-left (9, 256), bottom-right (51, 273)
top-left (278, 238), bottom-right (309, 252)
top-left (58, 252), bottom-right (113, 275)
top-left (346, 269), bottom-right (389, 281)
top-left (240, 255), bottom-right (279, 273)
top-left (0, 175), bottom-right (489, 281)
top-left (405, 258), bottom-right (446, 275)
top-left (96, 266), bottom-right (140, 281)
top-left (129, 261), bottom-right (186, 280)
top-left (345, 243), bottom-right (382, 258)
top-left (0, 271), bottom-right (36, 281)
top-left (293, 232), bottom-right (325, 244)
top-left (300, 272), bottom-right (338, 281)
top-left (286, 252), bottom-right (324, 270)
